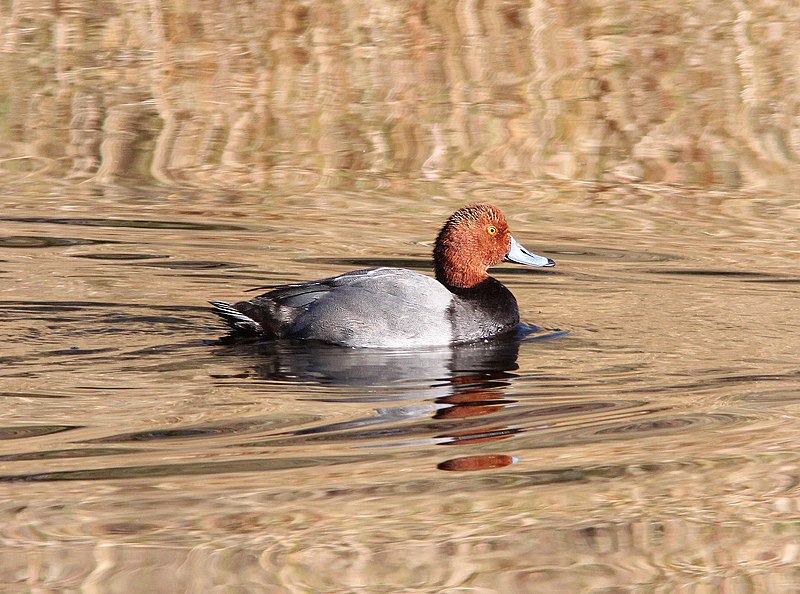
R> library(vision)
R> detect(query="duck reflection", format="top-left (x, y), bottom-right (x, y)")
top-left (221, 331), bottom-right (522, 387)
top-left (215, 332), bottom-right (535, 444)
top-left (214, 330), bottom-right (567, 470)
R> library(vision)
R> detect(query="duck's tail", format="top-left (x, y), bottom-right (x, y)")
top-left (209, 301), bottom-right (263, 334)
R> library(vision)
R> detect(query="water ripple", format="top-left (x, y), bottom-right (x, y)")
top-left (0, 216), bottom-right (249, 231)
top-left (0, 425), bottom-right (81, 440)
top-left (0, 235), bottom-right (117, 248)
top-left (0, 455), bottom-right (368, 482)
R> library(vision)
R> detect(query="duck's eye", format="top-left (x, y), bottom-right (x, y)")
top-left (487, 225), bottom-right (498, 235)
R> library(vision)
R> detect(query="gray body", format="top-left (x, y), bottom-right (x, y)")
top-left (211, 267), bottom-right (521, 348)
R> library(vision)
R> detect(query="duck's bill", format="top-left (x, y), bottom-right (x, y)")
top-left (505, 236), bottom-right (556, 267)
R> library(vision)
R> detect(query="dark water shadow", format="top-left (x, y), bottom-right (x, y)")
top-left (0, 425), bottom-right (81, 440)
top-left (0, 235), bottom-right (120, 248)
top-left (127, 260), bottom-right (252, 270)
top-left (71, 253), bottom-right (170, 261)
top-left (546, 245), bottom-right (680, 263)
top-left (644, 268), bottom-right (797, 280)
top-left (0, 216), bottom-right (249, 231)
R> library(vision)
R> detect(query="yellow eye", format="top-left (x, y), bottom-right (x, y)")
top-left (487, 225), bottom-right (498, 235)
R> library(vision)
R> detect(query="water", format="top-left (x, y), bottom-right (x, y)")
top-left (3, 0), bottom-right (800, 589)
top-left (0, 181), bottom-right (797, 591)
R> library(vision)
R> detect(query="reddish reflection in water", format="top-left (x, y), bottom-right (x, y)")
top-left (437, 454), bottom-right (518, 471)
top-left (434, 390), bottom-right (515, 420)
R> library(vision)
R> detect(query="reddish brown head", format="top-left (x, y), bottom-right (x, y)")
top-left (433, 204), bottom-right (554, 288)
top-left (433, 204), bottom-right (512, 288)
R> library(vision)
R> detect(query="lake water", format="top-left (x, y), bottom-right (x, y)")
top-left (2, 0), bottom-right (800, 591)
top-left (1, 181), bottom-right (798, 591)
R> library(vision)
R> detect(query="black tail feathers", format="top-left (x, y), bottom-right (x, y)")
top-left (209, 301), bottom-right (263, 334)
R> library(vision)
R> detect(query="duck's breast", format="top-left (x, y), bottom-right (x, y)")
top-left (448, 278), bottom-right (521, 343)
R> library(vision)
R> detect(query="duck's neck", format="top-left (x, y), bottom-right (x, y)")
top-left (433, 241), bottom-right (488, 289)
top-left (435, 264), bottom-right (489, 289)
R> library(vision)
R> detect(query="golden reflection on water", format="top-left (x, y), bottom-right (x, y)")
top-left (2, 0), bottom-right (800, 189)
top-left (1, 0), bottom-right (800, 591)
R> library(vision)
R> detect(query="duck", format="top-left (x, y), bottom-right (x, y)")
top-left (211, 203), bottom-right (555, 348)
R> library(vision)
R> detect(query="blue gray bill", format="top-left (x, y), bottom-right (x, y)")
top-left (504, 236), bottom-right (556, 267)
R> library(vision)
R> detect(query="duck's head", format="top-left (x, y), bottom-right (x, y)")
top-left (433, 204), bottom-right (555, 288)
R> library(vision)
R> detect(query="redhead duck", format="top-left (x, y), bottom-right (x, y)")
top-left (211, 204), bottom-right (555, 348)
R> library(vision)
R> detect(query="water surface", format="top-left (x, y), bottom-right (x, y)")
top-left (2, 0), bottom-right (800, 589)
top-left (1, 182), bottom-right (799, 591)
